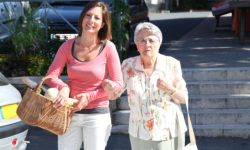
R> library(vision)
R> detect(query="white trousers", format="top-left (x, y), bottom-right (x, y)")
top-left (58, 113), bottom-right (112, 150)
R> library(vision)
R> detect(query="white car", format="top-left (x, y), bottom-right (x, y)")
top-left (0, 1), bottom-right (24, 40)
top-left (0, 72), bottom-right (29, 150)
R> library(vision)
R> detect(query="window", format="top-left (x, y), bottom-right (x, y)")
top-left (0, 72), bottom-right (9, 86)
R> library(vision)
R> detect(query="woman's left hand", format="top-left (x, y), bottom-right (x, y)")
top-left (73, 93), bottom-right (89, 112)
top-left (156, 78), bottom-right (175, 96)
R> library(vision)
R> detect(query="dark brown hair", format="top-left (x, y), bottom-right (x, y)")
top-left (78, 0), bottom-right (112, 40)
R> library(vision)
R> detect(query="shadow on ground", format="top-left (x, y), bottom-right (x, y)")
top-left (151, 17), bottom-right (208, 43)
top-left (26, 126), bottom-right (250, 150)
top-left (127, 15), bottom-right (209, 58)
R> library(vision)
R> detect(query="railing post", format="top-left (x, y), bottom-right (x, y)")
top-left (45, 2), bottom-right (47, 40)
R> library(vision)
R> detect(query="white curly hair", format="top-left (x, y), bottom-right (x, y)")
top-left (134, 22), bottom-right (162, 44)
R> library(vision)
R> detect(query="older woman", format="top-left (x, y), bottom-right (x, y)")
top-left (103, 22), bottom-right (188, 150)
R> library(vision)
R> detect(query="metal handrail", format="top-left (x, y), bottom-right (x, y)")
top-left (34, 1), bottom-right (79, 37)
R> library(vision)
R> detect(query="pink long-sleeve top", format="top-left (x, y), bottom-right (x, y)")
top-left (45, 38), bottom-right (123, 109)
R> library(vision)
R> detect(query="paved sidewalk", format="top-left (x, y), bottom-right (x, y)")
top-left (160, 13), bottom-right (250, 68)
top-left (149, 12), bottom-right (211, 43)
top-left (26, 126), bottom-right (250, 150)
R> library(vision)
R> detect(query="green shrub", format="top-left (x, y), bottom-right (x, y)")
top-left (0, 4), bottom-right (68, 77)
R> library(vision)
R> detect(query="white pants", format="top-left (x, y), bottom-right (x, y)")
top-left (58, 113), bottom-right (112, 150)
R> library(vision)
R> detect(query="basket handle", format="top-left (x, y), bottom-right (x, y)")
top-left (34, 76), bottom-right (68, 93)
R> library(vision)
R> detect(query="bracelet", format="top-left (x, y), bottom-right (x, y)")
top-left (170, 89), bottom-right (177, 97)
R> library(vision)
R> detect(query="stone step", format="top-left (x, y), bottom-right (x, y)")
top-left (117, 68), bottom-right (250, 96)
top-left (182, 67), bottom-right (250, 82)
top-left (117, 94), bottom-right (250, 110)
top-left (183, 94), bottom-right (250, 109)
top-left (117, 96), bottom-right (130, 110)
top-left (111, 124), bottom-right (250, 137)
top-left (187, 80), bottom-right (250, 95)
top-left (113, 109), bottom-right (250, 125)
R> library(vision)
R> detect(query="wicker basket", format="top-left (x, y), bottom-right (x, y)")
top-left (16, 76), bottom-right (74, 135)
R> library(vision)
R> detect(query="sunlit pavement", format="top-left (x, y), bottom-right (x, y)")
top-left (26, 126), bottom-right (249, 150)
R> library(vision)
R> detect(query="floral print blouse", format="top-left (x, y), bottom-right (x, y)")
top-left (115, 53), bottom-right (188, 141)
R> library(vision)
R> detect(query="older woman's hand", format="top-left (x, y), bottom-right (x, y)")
top-left (156, 78), bottom-right (175, 96)
top-left (102, 79), bottom-right (116, 92)
top-left (157, 78), bottom-right (187, 104)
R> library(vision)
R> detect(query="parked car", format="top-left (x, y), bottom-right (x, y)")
top-left (34, 0), bottom-right (149, 51)
top-left (0, 2), bottom-right (24, 40)
top-left (0, 72), bottom-right (29, 150)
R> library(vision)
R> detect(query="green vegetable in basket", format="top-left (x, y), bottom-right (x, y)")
top-left (39, 89), bottom-right (45, 95)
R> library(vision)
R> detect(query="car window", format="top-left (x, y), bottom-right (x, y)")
top-left (129, 5), bottom-right (138, 16)
top-left (0, 2), bottom-right (24, 40)
top-left (0, 72), bottom-right (9, 86)
top-left (138, 3), bottom-right (147, 12)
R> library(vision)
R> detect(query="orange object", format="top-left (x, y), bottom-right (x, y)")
top-left (213, 0), bottom-right (230, 8)
top-left (232, 8), bottom-right (250, 34)
top-left (213, 3), bottom-right (220, 8)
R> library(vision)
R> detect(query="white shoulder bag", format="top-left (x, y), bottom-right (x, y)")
top-left (177, 102), bottom-right (198, 150)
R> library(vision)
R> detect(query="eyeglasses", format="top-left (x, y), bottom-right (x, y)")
top-left (139, 37), bottom-right (159, 46)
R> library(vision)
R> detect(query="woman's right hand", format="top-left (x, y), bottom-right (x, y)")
top-left (102, 79), bottom-right (116, 92)
top-left (73, 93), bottom-right (89, 112)
top-left (53, 86), bottom-right (70, 110)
